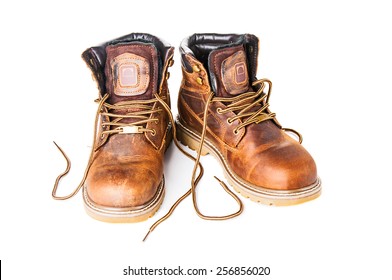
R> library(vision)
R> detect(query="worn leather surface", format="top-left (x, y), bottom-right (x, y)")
top-left (209, 45), bottom-right (250, 97)
top-left (82, 33), bottom-right (173, 208)
top-left (220, 49), bottom-right (249, 95)
top-left (86, 134), bottom-right (164, 207)
top-left (105, 43), bottom-right (158, 102)
top-left (178, 33), bottom-right (317, 191)
top-left (109, 52), bottom-right (150, 97)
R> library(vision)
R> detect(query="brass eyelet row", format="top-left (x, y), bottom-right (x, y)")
top-left (217, 108), bottom-right (233, 124)
top-left (193, 65), bottom-right (204, 85)
top-left (165, 59), bottom-right (174, 80)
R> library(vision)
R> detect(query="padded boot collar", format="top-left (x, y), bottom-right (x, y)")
top-left (180, 33), bottom-right (259, 92)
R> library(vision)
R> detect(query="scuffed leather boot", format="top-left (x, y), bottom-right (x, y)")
top-left (53, 33), bottom-right (174, 222)
top-left (176, 33), bottom-right (321, 205)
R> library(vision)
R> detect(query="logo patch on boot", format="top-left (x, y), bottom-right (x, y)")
top-left (235, 62), bottom-right (247, 84)
top-left (221, 50), bottom-right (249, 95)
top-left (111, 53), bottom-right (150, 96)
top-left (119, 64), bottom-right (137, 87)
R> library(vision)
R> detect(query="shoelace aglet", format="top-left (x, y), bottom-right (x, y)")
top-left (142, 228), bottom-right (153, 242)
top-left (53, 141), bottom-right (61, 150)
top-left (53, 141), bottom-right (68, 159)
top-left (213, 176), bottom-right (223, 184)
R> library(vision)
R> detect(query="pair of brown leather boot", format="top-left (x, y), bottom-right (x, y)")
top-left (53, 33), bottom-right (321, 239)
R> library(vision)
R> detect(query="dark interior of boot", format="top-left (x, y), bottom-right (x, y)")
top-left (187, 33), bottom-right (245, 67)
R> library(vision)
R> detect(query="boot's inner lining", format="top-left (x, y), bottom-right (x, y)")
top-left (186, 33), bottom-right (245, 68)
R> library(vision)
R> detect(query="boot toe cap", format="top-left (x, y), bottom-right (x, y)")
top-left (85, 164), bottom-right (161, 209)
top-left (246, 144), bottom-right (318, 191)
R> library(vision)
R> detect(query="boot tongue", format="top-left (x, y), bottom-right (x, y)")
top-left (208, 45), bottom-right (250, 97)
top-left (104, 43), bottom-right (159, 104)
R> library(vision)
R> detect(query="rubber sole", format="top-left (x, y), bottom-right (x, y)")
top-left (176, 119), bottom-right (321, 206)
top-left (83, 178), bottom-right (165, 223)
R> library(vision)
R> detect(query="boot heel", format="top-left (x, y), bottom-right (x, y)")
top-left (176, 121), bottom-right (209, 155)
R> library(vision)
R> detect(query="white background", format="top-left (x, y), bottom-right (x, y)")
top-left (1, 1), bottom-right (391, 279)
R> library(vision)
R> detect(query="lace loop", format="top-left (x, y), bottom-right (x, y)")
top-left (52, 94), bottom-right (109, 200)
top-left (143, 93), bottom-right (244, 241)
top-left (190, 92), bottom-right (244, 220)
top-left (282, 128), bottom-right (303, 144)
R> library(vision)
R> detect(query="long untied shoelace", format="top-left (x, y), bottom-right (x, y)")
top-left (142, 78), bottom-right (303, 241)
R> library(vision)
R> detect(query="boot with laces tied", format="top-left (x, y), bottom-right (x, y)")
top-left (176, 33), bottom-right (321, 205)
top-left (52, 33), bottom-right (174, 222)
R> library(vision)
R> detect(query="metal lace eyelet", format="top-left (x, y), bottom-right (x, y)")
top-left (151, 129), bottom-right (156, 136)
top-left (196, 77), bottom-right (203, 85)
top-left (192, 65), bottom-right (201, 72)
top-left (233, 129), bottom-right (239, 135)
top-left (226, 118), bottom-right (233, 125)
top-left (100, 134), bottom-right (105, 139)
top-left (217, 108), bottom-right (223, 114)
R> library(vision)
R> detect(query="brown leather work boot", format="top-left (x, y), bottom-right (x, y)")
top-left (53, 33), bottom-right (174, 222)
top-left (176, 33), bottom-right (321, 206)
